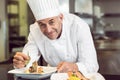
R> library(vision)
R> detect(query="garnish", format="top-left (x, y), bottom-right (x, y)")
top-left (67, 71), bottom-right (89, 80)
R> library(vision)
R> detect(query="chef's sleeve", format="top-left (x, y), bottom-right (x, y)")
top-left (75, 17), bottom-right (99, 76)
top-left (22, 32), bottom-right (41, 67)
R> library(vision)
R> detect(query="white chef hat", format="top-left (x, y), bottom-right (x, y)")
top-left (27, 0), bottom-right (61, 21)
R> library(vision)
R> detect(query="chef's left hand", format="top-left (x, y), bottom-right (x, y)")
top-left (57, 62), bottom-right (79, 73)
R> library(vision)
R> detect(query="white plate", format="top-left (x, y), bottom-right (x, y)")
top-left (51, 73), bottom-right (105, 80)
top-left (8, 66), bottom-right (57, 79)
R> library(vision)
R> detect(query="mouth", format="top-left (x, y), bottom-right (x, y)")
top-left (47, 31), bottom-right (55, 36)
top-left (47, 31), bottom-right (58, 39)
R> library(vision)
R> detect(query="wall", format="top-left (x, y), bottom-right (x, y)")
top-left (19, 0), bottom-right (28, 37)
top-left (0, 0), bottom-right (9, 61)
top-left (0, 0), bottom-right (6, 20)
top-left (59, 0), bottom-right (69, 13)
top-left (19, 0), bottom-right (69, 38)
top-left (75, 0), bottom-right (93, 14)
top-left (75, 0), bottom-right (93, 28)
top-left (94, 0), bottom-right (120, 31)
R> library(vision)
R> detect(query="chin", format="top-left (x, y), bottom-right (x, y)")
top-left (47, 34), bottom-right (58, 40)
top-left (47, 36), bottom-right (57, 40)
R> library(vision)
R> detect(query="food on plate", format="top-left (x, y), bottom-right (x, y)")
top-left (67, 71), bottom-right (89, 80)
top-left (25, 61), bottom-right (43, 73)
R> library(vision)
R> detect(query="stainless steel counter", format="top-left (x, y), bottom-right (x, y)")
top-left (95, 39), bottom-right (120, 51)
top-left (95, 39), bottom-right (120, 75)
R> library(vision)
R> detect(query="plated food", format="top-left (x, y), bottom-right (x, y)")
top-left (25, 61), bottom-right (43, 74)
top-left (67, 71), bottom-right (89, 80)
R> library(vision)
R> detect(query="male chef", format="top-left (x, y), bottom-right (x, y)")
top-left (13, 0), bottom-right (99, 76)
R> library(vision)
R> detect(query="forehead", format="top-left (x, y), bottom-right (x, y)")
top-left (37, 16), bottom-right (58, 23)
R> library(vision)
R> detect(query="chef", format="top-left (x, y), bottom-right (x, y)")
top-left (13, 0), bottom-right (99, 76)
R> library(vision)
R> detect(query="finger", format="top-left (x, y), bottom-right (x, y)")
top-left (14, 52), bottom-right (30, 62)
top-left (57, 62), bottom-right (75, 73)
top-left (75, 71), bottom-right (83, 78)
top-left (57, 64), bottom-right (66, 73)
top-left (13, 62), bottom-right (25, 68)
top-left (13, 58), bottom-right (24, 64)
top-left (16, 52), bottom-right (29, 60)
top-left (57, 62), bottom-right (64, 69)
top-left (13, 59), bottom-right (25, 68)
top-left (67, 71), bottom-right (73, 77)
top-left (57, 67), bottom-right (63, 73)
top-left (75, 71), bottom-right (88, 80)
top-left (13, 57), bottom-right (26, 64)
top-left (14, 54), bottom-right (25, 62)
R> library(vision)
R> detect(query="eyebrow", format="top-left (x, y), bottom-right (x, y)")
top-left (37, 18), bottom-right (55, 25)
top-left (49, 19), bottom-right (54, 22)
top-left (37, 22), bottom-right (43, 27)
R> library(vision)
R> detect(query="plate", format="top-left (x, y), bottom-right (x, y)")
top-left (8, 66), bottom-right (57, 79)
top-left (51, 73), bottom-right (105, 80)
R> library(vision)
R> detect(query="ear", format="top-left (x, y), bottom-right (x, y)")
top-left (59, 13), bottom-right (63, 21)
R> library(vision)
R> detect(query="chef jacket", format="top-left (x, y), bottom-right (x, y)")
top-left (22, 13), bottom-right (99, 76)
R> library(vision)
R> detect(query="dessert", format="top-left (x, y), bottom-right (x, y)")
top-left (25, 61), bottom-right (43, 73)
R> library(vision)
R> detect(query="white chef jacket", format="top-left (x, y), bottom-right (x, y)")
top-left (22, 13), bottom-right (99, 76)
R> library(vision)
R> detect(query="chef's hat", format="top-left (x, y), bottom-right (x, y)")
top-left (27, 0), bottom-right (61, 21)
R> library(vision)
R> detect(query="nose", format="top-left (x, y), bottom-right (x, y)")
top-left (46, 24), bottom-right (52, 33)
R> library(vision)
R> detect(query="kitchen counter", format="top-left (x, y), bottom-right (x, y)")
top-left (1, 38), bottom-right (120, 80)
top-left (8, 74), bottom-right (120, 80)
top-left (95, 38), bottom-right (120, 51)
top-left (104, 75), bottom-right (120, 80)
top-left (0, 58), bottom-right (120, 80)
top-left (94, 38), bottom-right (120, 75)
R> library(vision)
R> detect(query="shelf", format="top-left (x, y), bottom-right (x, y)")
top-left (94, 0), bottom-right (120, 2)
top-left (7, 1), bottom-right (18, 5)
top-left (102, 13), bottom-right (120, 18)
top-left (7, 0), bottom-right (19, 37)
top-left (8, 14), bottom-right (19, 18)
top-left (74, 12), bottom-right (94, 18)
top-left (9, 25), bottom-right (19, 28)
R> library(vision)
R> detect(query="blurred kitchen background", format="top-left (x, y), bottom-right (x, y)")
top-left (0, 0), bottom-right (120, 80)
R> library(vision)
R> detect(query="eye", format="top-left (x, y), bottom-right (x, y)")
top-left (49, 20), bottom-right (54, 25)
top-left (39, 23), bottom-right (46, 28)
top-left (40, 24), bottom-right (46, 27)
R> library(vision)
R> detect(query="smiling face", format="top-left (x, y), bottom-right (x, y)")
top-left (37, 14), bottom-right (63, 40)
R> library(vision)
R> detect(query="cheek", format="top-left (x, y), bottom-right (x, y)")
top-left (54, 22), bottom-right (61, 30)
top-left (40, 28), bottom-right (45, 33)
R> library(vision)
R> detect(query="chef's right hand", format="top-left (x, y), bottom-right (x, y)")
top-left (13, 52), bottom-right (29, 68)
